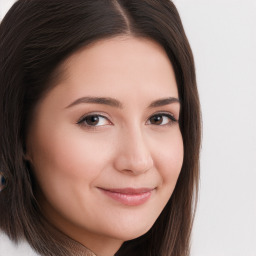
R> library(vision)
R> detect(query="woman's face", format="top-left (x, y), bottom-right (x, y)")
top-left (26, 36), bottom-right (183, 256)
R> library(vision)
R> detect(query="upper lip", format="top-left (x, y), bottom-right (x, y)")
top-left (98, 187), bottom-right (155, 194)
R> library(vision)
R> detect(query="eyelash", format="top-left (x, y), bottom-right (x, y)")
top-left (77, 114), bottom-right (112, 129)
top-left (146, 113), bottom-right (177, 126)
top-left (77, 112), bottom-right (178, 129)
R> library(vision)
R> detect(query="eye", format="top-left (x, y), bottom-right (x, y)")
top-left (146, 113), bottom-right (177, 126)
top-left (77, 114), bottom-right (111, 127)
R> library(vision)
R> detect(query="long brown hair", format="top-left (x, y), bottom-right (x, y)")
top-left (0, 0), bottom-right (201, 255)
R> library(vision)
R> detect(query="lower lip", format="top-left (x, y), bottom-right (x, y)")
top-left (99, 189), bottom-right (152, 206)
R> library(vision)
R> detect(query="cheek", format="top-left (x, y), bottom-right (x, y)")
top-left (29, 125), bottom-right (112, 204)
top-left (153, 129), bottom-right (183, 187)
top-left (31, 126), bottom-right (108, 178)
top-left (28, 125), bottom-right (115, 224)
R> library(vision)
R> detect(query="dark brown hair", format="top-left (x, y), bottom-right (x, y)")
top-left (0, 0), bottom-right (201, 255)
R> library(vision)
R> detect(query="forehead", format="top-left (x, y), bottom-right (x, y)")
top-left (58, 36), bottom-right (177, 94)
top-left (38, 36), bottom-right (178, 112)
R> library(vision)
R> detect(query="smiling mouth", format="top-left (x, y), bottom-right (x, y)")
top-left (97, 187), bottom-right (154, 206)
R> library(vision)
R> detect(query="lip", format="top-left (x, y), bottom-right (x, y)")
top-left (98, 187), bottom-right (154, 206)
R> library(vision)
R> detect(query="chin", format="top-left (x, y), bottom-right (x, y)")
top-left (108, 219), bottom-right (154, 242)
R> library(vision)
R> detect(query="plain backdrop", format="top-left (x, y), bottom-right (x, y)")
top-left (1, 1), bottom-right (256, 256)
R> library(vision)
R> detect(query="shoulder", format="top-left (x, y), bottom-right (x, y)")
top-left (0, 232), bottom-right (40, 256)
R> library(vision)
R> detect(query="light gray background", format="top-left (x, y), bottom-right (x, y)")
top-left (174, 1), bottom-right (256, 255)
top-left (1, 1), bottom-right (256, 255)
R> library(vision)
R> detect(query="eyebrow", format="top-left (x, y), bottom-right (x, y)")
top-left (148, 97), bottom-right (180, 108)
top-left (65, 96), bottom-right (180, 109)
top-left (65, 97), bottom-right (122, 109)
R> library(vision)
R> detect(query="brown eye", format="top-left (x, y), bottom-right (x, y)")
top-left (77, 114), bottom-right (111, 127)
top-left (150, 115), bottom-right (163, 125)
top-left (84, 115), bottom-right (100, 126)
top-left (147, 113), bottom-right (176, 126)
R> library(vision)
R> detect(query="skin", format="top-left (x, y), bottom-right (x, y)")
top-left (26, 36), bottom-right (183, 256)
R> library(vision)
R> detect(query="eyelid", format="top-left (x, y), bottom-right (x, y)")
top-left (76, 111), bottom-right (178, 129)
top-left (149, 111), bottom-right (177, 119)
top-left (76, 112), bottom-right (112, 127)
top-left (146, 111), bottom-right (178, 125)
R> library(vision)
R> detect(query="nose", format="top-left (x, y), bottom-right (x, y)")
top-left (113, 127), bottom-right (154, 175)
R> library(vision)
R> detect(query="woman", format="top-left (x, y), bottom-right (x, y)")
top-left (0, 0), bottom-right (201, 255)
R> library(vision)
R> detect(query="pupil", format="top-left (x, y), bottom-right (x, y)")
top-left (86, 116), bottom-right (99, 125)
top-left (151, 115), bottom-right (163, 125)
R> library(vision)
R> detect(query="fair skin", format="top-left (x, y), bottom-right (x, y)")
top-left (26, 36), bottom-right (183, 256)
